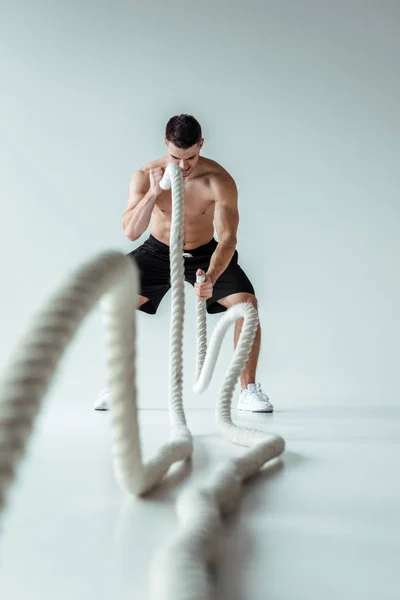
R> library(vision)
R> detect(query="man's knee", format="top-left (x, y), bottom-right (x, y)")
top-left (243, 293), bottom-right (258, 309)
top-left (137, 295), bottom-right (150, 309)
top-left (218, 292), bottom-right (258, 310)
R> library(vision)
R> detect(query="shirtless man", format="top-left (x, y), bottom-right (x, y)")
top-left (94, 114), bottom-right (273, 412)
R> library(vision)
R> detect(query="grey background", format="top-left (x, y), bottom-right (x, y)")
top-left (0, 0), bottom-right (399, 409)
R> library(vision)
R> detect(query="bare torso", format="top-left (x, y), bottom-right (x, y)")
top-left (141, 156), bottom-right (227, 250)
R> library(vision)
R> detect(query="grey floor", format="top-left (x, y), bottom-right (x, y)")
top-left (1, 403), bottom-right (399, 599)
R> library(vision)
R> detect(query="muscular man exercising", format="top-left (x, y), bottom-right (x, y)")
top-left (95, 114), bottom-right (273, 412)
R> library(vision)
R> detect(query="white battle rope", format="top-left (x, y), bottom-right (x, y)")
top-left (0, 162), bottom-right (285, 599)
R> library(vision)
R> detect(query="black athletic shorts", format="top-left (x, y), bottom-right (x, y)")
top-left (127, 234), bottom-right (255, 315)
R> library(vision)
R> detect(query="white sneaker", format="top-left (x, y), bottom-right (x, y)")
top-left (94, 388), bottom-right (110, 411)
top-left (237, 383), bottom-right (274, 413)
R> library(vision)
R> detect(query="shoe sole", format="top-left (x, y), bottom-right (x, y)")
top-left (237, 404), bottom-right (273, 413)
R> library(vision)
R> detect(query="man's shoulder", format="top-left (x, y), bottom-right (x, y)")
top-left (200, 156), bottom-right (230, 175)
top-left (200, 158), bottom-right (237, 199)
top-left (200, 157), bottom-right (236, 186)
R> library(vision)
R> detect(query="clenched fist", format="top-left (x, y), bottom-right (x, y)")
top-left (149, 167), bottom-right (165, 196)
top-left (195, 269), bottom-right (213, 301)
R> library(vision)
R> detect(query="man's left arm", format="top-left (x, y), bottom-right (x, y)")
top-left (195, 173), bottom-right (239, 300)
top-left (206, 174), bottom-right (239, 284)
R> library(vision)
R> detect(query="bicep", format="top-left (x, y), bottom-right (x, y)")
top-left (123, 170), bottom-right (149, 214)
top-left (213, 177), bottom-right (239, 242)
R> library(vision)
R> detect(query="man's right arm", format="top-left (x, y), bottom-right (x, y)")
top-left (122, 168), bottom-right (163, 241)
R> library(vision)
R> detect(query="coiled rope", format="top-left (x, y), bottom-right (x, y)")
top-left (0, 162), bottom-right (285, 599)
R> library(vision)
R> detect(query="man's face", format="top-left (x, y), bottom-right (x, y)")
top-left (165, 139), bottom-right (204, 177)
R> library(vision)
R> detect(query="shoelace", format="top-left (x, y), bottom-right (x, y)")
top-left (255, 384), bottom-right (271, 403)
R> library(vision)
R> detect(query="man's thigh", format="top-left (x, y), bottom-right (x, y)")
top-left (184, 250), bottom-right (255, 314)
top-left (127, 244), bottom-right (171, 315)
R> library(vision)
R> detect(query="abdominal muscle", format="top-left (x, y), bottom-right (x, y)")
top-left (150, 198), bottom-right (216, 250)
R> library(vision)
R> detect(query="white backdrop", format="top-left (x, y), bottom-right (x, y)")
top-left (0, 0), bottom-right (399, 410)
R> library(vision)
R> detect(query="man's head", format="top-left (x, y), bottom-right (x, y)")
top-left (165, 114), bottom-right (204, 177)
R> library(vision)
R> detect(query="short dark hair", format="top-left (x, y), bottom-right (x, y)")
top-left (165, 114), bottom-right (202, 149)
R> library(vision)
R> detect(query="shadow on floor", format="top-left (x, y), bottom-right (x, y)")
top-left (217, 450), bottom-right (308, 600)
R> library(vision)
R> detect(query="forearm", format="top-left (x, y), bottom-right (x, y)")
top-left (206, 238), bottom-right (237, 284)
top-left (123, 190), bottom-right (158, 241)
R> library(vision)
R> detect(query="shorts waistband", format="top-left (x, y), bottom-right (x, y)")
top-left (147, 234), bottom-right (217, 257)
